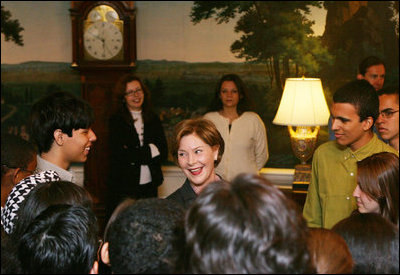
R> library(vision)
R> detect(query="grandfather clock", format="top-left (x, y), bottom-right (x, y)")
top-left (69, 1), bottom-right (136, 229)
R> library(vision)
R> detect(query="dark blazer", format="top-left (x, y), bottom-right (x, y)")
top-left (166, 178), bottom-right (197, 209)
top-left (167, 174), bottom-right (223, 209)
top-left (107, 106), bottom-right (168, 199)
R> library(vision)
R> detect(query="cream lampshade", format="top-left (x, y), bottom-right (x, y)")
top-left (273, 77), bottom-right (330, 191)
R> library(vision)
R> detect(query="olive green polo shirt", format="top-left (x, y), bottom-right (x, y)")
top-left (303, 133), bottom-right (398, 229)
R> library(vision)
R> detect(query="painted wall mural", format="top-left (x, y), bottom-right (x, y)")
top-left (2, 1), bottom-right (399, 168)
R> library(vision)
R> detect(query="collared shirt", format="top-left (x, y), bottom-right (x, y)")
top-left (35, 155), bottom-right (78, 185)
top-left (303, 133), bottom-right (399, 229)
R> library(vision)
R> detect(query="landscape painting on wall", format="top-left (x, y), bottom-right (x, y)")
top-left (2, 1), bottom-right (398, 168)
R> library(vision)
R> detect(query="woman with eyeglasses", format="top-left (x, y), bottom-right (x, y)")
top-left (106, 74), bottom-right (168, 220)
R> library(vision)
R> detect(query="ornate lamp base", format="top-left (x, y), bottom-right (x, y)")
top-left (288, 126), bottom-right (319, 193)
top-left (292, 164), bottom-right (311, 193)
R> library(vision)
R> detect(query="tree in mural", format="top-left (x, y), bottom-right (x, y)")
top-left (1, 5), bottom-right (24, 46)
top-left (321, 1), bottom-right (399, 91)
top-left (191, 1), bottom-right (332, 92)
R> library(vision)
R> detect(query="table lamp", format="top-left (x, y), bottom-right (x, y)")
top-left (273, 77), bottom-right (330, 192)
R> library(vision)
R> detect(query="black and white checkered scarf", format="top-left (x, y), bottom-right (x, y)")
top-left (1, 170), bottom-right (60, 234)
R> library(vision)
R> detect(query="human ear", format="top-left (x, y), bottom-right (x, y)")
top-left (12, 168), bottom-right (27, 184)
top-left (213, 146), bottom-right (219, 162)
top-left (362, 117), bottom-right (374, 131)
top-left (89, 260), bottom-right (98, 274)
top-left (100, 242), bottom-right (110, 266)
top-left (53, 129), bottom-right (64, 146)
top-left (356, 74), bottom-right (364, 80)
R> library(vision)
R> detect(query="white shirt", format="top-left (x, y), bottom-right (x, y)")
top-left (131, 110), bottom-right (160, 185)
top-left (204, 111), bottom-right (269, 181)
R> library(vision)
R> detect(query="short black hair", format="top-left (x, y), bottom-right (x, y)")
top-left (29, 91), bottom-right (94, 153)
top-left (11, 180), bottom-right (93, 240)
top-left (358, 56), bottom-right (385, 76)
top-left (108, 198), bottom-right (184, 274)
top-left (18, 204), bottom-right (99, 274)
top-left (377, 86), bottom-right (399, 100)
top-left (333, 79), bottom-right (379, 124)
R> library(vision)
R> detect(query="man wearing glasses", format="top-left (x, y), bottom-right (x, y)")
top-left (377, 87), bottom-right (399, 152)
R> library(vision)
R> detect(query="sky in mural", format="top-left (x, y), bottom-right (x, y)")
top-left (1, 1), bottom-right (327, 64)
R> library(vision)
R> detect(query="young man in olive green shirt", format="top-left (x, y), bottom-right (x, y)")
top-left (303, 80), bottom-right (398, 229)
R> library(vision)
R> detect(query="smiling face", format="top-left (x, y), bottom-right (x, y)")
top-left (353, 184), bottom-right (380, 214)
top-left (331, 103), bottom-right (373, 151)
top-left (376, 94), bottom-right (399, 145)
top-left (177, 133), bottom-right (219, 190)
top-left (63, 128), bottom-right (97, 164)
top-left (219, 81), bottom-right (240, 109)
top-left (125, 80), bottom-right (144, 111)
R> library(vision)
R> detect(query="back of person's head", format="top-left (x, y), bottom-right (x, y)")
top-left (332, 212), bottom-right (399, 274)
top-left (107, 198), bottom-right (184, 274)
top-left (357, 152), bottom-right (399, 225)
top-left (209, 73), bottom-right (254, 114)
top-left (1, 133), bottom-right (36, 179)
top-left (99, 198), bottom-right (136, 274)
top-left (29, 91), bottom-right (95, 154)
top-left (103, 198), bottom-right (136, 242)
top-left (1, 133), bottom-right (37, 207)
top-left (358, 56), bottom-right (385, 76)
top-left (18, 204), bottom-right (99, 274)
top-left (307, 228), bottom-right (353, 274)
top-left (333, 79), bottom-right (379, 124)
top-left (11, 180), bottom-right (93, 239)
top-left (172, 117), bottom-right (225, 166)
top-left (177, 173), bottom-right (313, 274)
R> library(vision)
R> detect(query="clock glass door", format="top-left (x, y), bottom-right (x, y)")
top-left (83, 5), bottom-right (124, 61)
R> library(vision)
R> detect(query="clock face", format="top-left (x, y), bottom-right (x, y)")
top-left (83, 5), bottom-right (124, 61)
top-left (84, 21), bottom-right (123, 60)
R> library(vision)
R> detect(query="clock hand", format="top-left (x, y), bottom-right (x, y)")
top-left (104, 43), bottom-right (114, 56)
top-left (86, 30), bottom-right (102, 42)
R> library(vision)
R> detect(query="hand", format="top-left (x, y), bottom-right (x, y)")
top-left (139, 145), bottom-right (152, 164)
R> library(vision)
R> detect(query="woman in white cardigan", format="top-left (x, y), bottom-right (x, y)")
top-left (204, 74), bottom-right (268, 181)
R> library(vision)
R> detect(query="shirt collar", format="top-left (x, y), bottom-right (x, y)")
top-left (36, 155), bottom-right (75, 183)
top-left (344, 133), bottom-right (381, 161)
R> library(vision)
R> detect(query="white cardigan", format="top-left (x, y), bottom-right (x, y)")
top-left (204, 111), bottom-right (269, 181)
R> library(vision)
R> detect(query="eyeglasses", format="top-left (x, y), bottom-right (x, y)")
top-left (124, 89), bottom-right (143, 97)
top-left (379, 109), bottom-right (399, 119)
top-left (1, 164), bottom-right (35, 174)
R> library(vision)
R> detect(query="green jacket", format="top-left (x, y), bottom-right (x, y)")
top-left (303, 134), bottom-right (398, 229)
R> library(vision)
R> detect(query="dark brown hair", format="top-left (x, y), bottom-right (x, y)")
top-left (207, 73), bottom-right (254, 115)
top-left (175, 173), bottom-right (313, 273)
top-left (113, 74), bottom-right (154, 123)
top-left (357, 152), bottom-right (399, 225)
